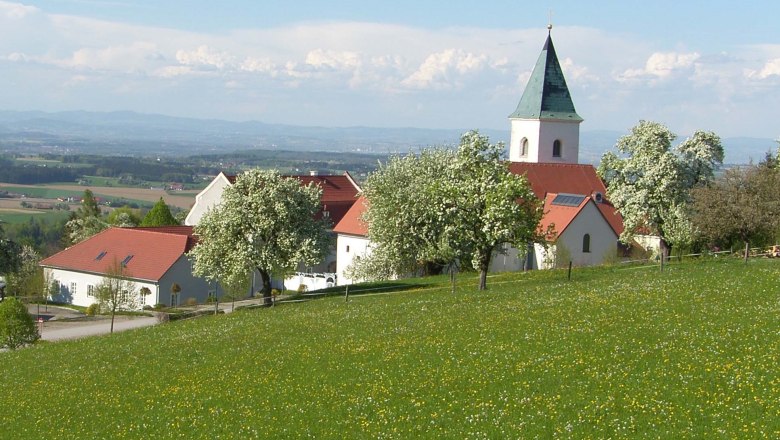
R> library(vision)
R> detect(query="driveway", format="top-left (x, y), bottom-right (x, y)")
top-left (26, 304), bottom-right (158, 342)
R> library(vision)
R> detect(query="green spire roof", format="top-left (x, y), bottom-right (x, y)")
top-left (509, 34), bottom-right (582, 121)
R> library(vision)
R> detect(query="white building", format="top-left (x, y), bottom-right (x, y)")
top-left (502, 27), bottom-right (623, 268)
top-left (185, 171), bottom-right (362, 291)
top-left (334, 28), bottom-right (624, 284)
top-left (40, 226), bottom-right (221, 308)
top-left (332, 196), bottom-right (372, 286)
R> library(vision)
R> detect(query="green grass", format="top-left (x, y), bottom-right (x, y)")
top-left (0, 210), bottom-right (71, 225)
top-left (1, 258), bottom-right (779, 438)
top-left (0, 186), bottom-right (81, 199)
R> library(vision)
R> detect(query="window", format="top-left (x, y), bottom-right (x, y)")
top-left (121, 255), bottom-right (134, 267)
top-left (171, 292), bottom-right (180, 306)
top-left (70, 282), bottom-right (77, 296)
top-left (87, 285), bottom-right (95, 297)
top-left (520, 138), bottom-right (529, 157)
top-left (553, 139), bottom-right (562, 158)
top-left (582, 234), bottom-right (591, 253)
top-left (346, 245), bottom-right (351, 253)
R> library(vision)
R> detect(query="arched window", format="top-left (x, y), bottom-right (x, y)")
top-left (582, 233), bottom-right (591, 253)
top-left (520, 138), bottom-right (529, 156)
top-left (553, 139), bottom-right (562, 158)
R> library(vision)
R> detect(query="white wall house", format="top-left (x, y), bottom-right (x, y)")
top-left (332, 197), bottom-right (372, 286)
top-left (185, 171), bottom-right (361, 292)
top-left (40, 227), bottom-right (221, 308)
top-left (184, 172), bottom-right (234, 226)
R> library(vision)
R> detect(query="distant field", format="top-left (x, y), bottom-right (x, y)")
top-left (1, 258), bottom-right (778, 438)
top-left (0, 208), bottom-right (70, 224)
top-left (0, 183), bottom-right (196, 209)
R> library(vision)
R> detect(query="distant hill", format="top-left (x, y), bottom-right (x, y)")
top-left (0, 110), bottom-right (774, 163)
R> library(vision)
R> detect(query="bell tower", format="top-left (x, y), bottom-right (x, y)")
top-left (509, 25), bottom-right (583, 164)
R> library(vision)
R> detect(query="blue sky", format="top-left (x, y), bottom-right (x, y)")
top-left (2, 1), bottom-right (780, 139)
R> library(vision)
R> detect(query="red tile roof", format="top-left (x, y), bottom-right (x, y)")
top-left (333, 196), bottom-right (368, 236)
top-left (539, 193), bottom-right (590, 239)
top-left (40, 227), bottom-right (196, 282)
top-left (221, 172), bottom-right (361, 226)
top-left (509, 162), bottom-right (623, 235)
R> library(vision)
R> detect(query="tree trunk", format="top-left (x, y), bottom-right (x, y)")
top-left (110, 305), bottom-right (116, 334)
top-left (259, 268), bottom-right (272, 307)
top-left (477, 249), bottom-right (491, 291)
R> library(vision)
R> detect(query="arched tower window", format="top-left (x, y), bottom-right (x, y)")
top-left (582, 233), bottom-right (591, 253)
top-left (520, 138), bottom-right (529, 157)
top-left (553, 139), bottom-right (562, 158)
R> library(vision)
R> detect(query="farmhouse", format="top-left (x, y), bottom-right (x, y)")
top-left (186, 171), bottom-right (362, 290)
top-left (40, 226), bottom-right (221, 308)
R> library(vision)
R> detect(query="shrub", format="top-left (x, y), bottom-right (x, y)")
top-left (153, 303), bottom-right (166, 310)
top-left (271, 288), bottom-right (281, 297)
top-left (185, 297), bottom-right (197, 307)
top-left (85, 303), bottom-right (99, 316)
top-left (0, 297), bottom-right (39, 349)
top-left (297, 284), bottom-right (308, 293)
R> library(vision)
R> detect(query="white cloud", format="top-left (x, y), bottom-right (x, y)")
top-left (747, 58), bottom-right (780, 79)
top-left (305, 49), bottom-right (361, 70)
top-left (402, 49), bottom-right (487, 90)
top-left (175, 45), bottom-right (234, 70)
top-left (618, 51), bottom-right (700, 82)
top-left (240, 56), bottom-right (275, 74)
top-left (67, 42), bottom-right (162, 72)
top-left (0, 1), bottom-right (38, 19)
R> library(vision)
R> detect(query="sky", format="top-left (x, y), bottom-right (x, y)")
top-left (1, 1), bottom-right (779, 139)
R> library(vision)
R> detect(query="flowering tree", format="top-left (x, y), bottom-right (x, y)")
top-left (190, 169), bottom-right (330, 306)
top-left (598, 120), bottom-right (723, 251)
top-left (65, 189), bottom-right (107, 244)
top-left (354, 130), bottom-right (543, 290)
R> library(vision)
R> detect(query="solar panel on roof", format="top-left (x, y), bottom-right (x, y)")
top-left (95, 251), bottom-right (107, 261)
top-left (551, 194), bottom-right (586, 207)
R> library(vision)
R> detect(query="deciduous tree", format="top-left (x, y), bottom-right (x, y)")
top-left (0, 297), bottom-right (39, 349)
top-left (0, 225), bottom-right (22, 297)
top-left (65, 189), bottom-right (107, 244)
top-left (190, 169), bottom-right (330, 305)
top-left (691, 165), bottom-right (780, 250)
top-left (354, 130), bottom-right (543, 290)
top-left (598, 120), bottom-right (723, 251)
top-left (95, 261), bottom-right (138, 333)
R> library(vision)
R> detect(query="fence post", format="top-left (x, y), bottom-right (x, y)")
top-left (451, 266), bottom-right (456, 294)
top-left (345, 285), bottom-right (349, 303)
top-left (567, 261), bottom-right (572, 281)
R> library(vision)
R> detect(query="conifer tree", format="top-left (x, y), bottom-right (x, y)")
top-left (140, 198), bottom-right (179, 227)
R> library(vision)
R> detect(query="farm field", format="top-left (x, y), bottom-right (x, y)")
top-left (1, 258), bottom-right (778, 438)
top-left (0, 183), bottom-right (197, 209)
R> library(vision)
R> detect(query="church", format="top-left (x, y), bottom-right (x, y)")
top-left (335, 27), bottom-right (624, 282)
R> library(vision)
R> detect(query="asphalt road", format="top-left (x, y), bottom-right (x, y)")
top-left (25, 304), bottom-right (159, 341)
top-left (25, 296), bottom-right (277, 342)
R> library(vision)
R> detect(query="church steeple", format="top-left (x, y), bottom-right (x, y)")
top-left (509, 28), bottom-right (583, 164)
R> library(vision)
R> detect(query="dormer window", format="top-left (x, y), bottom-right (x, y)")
top-left (553, 139), bottom-right (562, 158)
top-left (520, 138), bottom-right (529, 157)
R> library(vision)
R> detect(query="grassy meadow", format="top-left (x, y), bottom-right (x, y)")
top-left (1, 258), bottom-right (779, 438)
